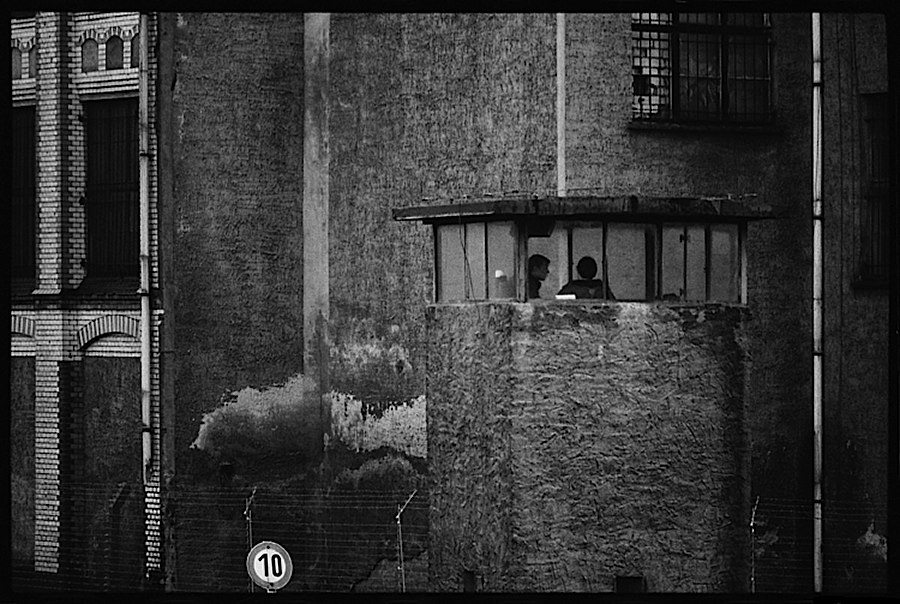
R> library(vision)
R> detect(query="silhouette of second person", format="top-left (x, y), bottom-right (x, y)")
top-left (558, 256), bottom-right (615, 300)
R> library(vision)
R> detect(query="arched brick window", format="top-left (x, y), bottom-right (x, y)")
top-left (12, 48), bottom-right (22, 79)
top-left (130, 35), bottom-right (139, 68)
top-left (82, 39), bottom-right (99, 72)
top-left (106, 35), bottom-right (123, 70)
top-left (27, 46), bottom-right (37, 78)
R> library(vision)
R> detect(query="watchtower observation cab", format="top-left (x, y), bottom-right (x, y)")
top-left (393, 194), bottom-right (773, 304)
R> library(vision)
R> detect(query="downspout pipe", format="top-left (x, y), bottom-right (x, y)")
top-left (556, 13), bottom-right (566, 197)
top-left (139, 12), bottom-right (152, 488)
top-left (811, 12), bottom-right (824, 594)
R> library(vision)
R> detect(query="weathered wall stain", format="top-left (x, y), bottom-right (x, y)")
top-left (167, 12), bottom-right (305, 477)
top-left (329, 392), bottom-right (427, 459)
top-left (428, 302), bottom-right (750, 592)
top-left (191, 374), bottom-right (322, 468)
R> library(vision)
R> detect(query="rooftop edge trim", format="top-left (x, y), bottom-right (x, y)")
top-left (392, 195), bottom-right (776, 223)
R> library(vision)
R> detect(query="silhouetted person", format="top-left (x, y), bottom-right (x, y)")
top-left (558, 256), bottom-right (615, 300)
top-left (527, 254), bottom-right (550, 299)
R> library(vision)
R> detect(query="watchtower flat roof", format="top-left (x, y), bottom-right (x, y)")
top-left (392, 194), bottom-right (777, 223)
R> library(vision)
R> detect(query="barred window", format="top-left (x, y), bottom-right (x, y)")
top-left (859, 93), bottom-right (889, 284)
top-left (632, 13), bottom-right (772, 124)
top-left (12, 106), bottom-right (36, 281)
top-left (85, 98), bottom-right (139, 279)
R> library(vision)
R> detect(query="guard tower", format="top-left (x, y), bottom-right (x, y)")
top-left (395, 194), bottom-right (773, 592)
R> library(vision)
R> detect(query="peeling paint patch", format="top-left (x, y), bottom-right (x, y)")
top-left (328, 391), bottom-right (427, 459)
top-left (856, 523), bottom-right (887, 562)
top-left (191, 373), bottom-right (322, 463)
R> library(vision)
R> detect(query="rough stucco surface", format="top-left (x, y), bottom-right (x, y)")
top-left (168, 13), bottom-right (305, 470)
top-left (564, 14), bottom-right (821, 590)
top-left (427, 303), bottom-right (750, 592)
top-left (328, 14), bottom-right (556, 407)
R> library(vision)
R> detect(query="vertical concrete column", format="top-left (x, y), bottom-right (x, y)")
top-left (34, 12), bottom-right (68, 295)
top-left (304, 13), bottom-right (331, 440)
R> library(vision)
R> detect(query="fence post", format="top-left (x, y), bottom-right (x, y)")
top-left (750, 495), bottom-right (760, 593)
top-left (244, 487), bottom-right (257, 593)
top-left (395, 489), bottom-right (417, 593)
top-left (105, 482), bottom-right (130, 591)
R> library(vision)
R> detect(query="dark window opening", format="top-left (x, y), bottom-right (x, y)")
top-left (106, 35), bottom-right (124, 70)
top-left (859, 93), bottom-right (889, 285)
top-left (462, 569), bottom-right (477, 592)
top-left (82, 39), bottom-right (99, 73)
top-left (28, 46), bottom-right (37, 78)
top-left (12, 48), bottom-right (22, 79)
top-left (615, 575), bottom-right (647, 593)
top-left (85, 98), bottom-right (139, 280)
top-left (632, 12), bottom-right (772, 124)
top-left (12, 106), bottom-right (36, 282)
top-left (130, 35), bottom-right (140, 68)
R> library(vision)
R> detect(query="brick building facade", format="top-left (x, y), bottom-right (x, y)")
top-left (11, 11), bottom-right (163, 588)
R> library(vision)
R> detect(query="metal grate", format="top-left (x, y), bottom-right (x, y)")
top-left (632, 13), bottom-right (772, 124)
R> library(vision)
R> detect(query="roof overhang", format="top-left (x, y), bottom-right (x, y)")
top-left (393, 194), bottom-right (777, 224)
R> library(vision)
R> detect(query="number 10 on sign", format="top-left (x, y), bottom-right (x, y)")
top-left (246, 541), bottom-right (293, 592)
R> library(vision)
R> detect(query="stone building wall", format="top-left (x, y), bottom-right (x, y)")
top-left (160, 12), bottom-right (307, 475)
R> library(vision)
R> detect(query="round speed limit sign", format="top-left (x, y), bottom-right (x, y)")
top-left (246, 541), bottom-right (293, 591)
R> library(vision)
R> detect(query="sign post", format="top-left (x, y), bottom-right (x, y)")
top-left (246, 541), bottom-right (293, 593)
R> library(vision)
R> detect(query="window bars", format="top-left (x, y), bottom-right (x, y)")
top-left (632, 12), bottom-right (773, 124)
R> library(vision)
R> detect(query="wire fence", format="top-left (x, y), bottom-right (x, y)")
top-left (11, 489), bottom-right (888, 593)
top-left (172, 483), bottom-right (429, 592)
top-left (750, 497), bottom-right (888, 593)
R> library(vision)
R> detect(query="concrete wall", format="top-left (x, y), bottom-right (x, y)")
top-left (819, 13), bottom-right (889, 591)
top-left (566, 14), bottom-right (815, 529)
top-left (324, 13), bottom-right (853, 592)
top-left (162, 13), bottom-right (307, 476)
top-left (427, 302), bottom-right (750, 592)
top-left (328, 14), bottom-right (556, 409)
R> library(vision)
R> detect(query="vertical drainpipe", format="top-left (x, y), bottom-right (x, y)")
top-left (139, 12), bottom-right (152, 488)
top-left (556, 13), bottom-right (566, 197)
top-left (811, 11), bottom-right (824, 594)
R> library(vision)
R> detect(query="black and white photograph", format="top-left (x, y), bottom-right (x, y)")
top-left (7, 8), bottom-right (897, 598)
